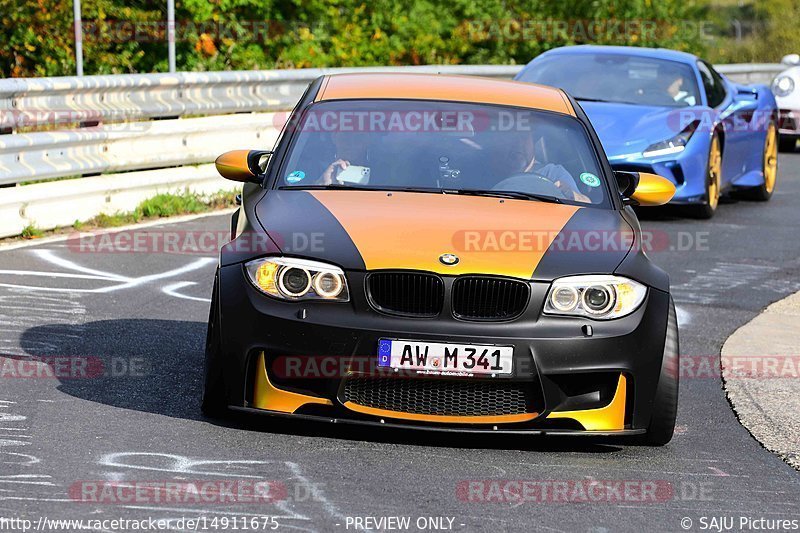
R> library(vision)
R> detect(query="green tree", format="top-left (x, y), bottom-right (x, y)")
top-left (0, 0), bottom-right (724, 78)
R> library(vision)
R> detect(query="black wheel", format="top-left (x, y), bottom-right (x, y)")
top-left (739, 121), bottom-right (778, 202)
top-left (201, 271), bottom-right (228, 417)
top-left (778, 135), bottom-right (796, 152)
top-left (641, 297), bottom-right (679, 446)
top-left (685, 132), bottom-right (721, 219)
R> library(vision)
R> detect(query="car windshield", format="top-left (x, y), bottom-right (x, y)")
top-left (518, 53), bottom-right (701, 108)
top-left (277, 99), bottom-right (609, 206)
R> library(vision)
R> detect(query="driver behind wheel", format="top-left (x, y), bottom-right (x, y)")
top-left (490, 131), bottom-right (592, 203)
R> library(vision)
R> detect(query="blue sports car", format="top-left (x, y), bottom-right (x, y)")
top-left (515, 45), bottom-right (779, 218)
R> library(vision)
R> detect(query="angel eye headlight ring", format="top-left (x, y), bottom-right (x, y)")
top-left (550, 286), bottom-right (580, 312)
top-left (544, 275), bottom-right (646, 320)
top-left (245, 257), bottom-right (349, 302)
top-left (278, 267), bottom-right (312, 297)
top-left (582, 285), bottom-right (615, 315)
top-left (313, 271), bottom-right (344, 298)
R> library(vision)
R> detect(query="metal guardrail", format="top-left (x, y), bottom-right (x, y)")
top-left (0, 63), bottom-right (783, 187)
top-left (0, 113), bottom-right (279, 185)
top-left (716, 63), bottom-right (785, 84)
top-left (0, 65), bottom-right (520, 131)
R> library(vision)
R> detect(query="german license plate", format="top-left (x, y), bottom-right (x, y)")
top-left (377, 338), bottom-right (513, 376)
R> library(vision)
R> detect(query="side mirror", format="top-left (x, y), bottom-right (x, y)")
top-left (781, 54), bottom-right (800, 66)
top-left (215, 150), bottom-right (272, 184)
top-left (614, 170), bottom-right (639, 198)
top-left (737, 86), bottom-right (758, 99)
top-left (615, 171), bottom-right (675, 207)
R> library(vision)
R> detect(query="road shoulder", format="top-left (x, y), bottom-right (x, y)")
top-left (721, 290), bottom-right (800, 470)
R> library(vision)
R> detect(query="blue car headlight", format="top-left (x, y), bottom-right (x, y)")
top-left (642, 121), bottom-right (699, 158)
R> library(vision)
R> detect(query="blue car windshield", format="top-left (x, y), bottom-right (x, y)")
top-left (518, 53), bottom-right (701, 108)
top-left (277, 99), bottom-right (609, 207)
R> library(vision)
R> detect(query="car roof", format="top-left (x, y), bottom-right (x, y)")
top-left (535, 45), bottom-right (698, 66)
top-left (315, 73), bottom-right (575, 116)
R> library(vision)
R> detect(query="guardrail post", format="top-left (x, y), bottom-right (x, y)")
top-left (73, 0), bottom-right (84, 76)
top-left (168, 0), bottom-right (176, 73)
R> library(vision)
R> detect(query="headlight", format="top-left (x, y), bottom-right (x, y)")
top-left (245, 257), bottom-right (349, 301)
top-left (772, 75), bottom-right (795, 98)
top-left (642, 120), bottom-right (699, 158)
top-left (544, 275), bottom-right (647, 319)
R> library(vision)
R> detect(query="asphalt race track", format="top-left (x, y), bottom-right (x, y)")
top-left (1, 154), bottom-right (800, 532)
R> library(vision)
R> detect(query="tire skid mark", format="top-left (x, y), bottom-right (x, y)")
top-left (286, 462), bottom-right (371, 531)
top-left (98, 452), bottom-right (310, 522)
top-left (0, 292), bottom-right (86, 357)
top-left (672, 262), bottom-right (800, 305)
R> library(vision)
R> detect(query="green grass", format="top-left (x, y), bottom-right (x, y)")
top-left (89, 212), bottom-right (143, 228)
top-left (18, 175), bottom-right (83, 186)
top-left (21, 224), bottom-right (44, 239)
top-left (11, 189), bottom-right (238, 240)
top-left (83, 189), bottom-right (237, 229)
top-left (137, 191), bottom-right (208, 218)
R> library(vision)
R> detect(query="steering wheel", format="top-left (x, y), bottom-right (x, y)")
top-left (492, 173), bottom-right (567, 199)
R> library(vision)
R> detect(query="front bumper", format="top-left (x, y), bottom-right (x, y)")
top-left (229, 406), bottom-right (647, 436)
top-left (609, 135), bottom-right (710, 205)
top-left (217, 265), bottom-right (672, 434)
top-left (611, 157), bottom-right (708, 205)
top-left (778, 108), bottom-right (800, 137)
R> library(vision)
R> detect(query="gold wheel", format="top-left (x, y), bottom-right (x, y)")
top-left (707, 134), bottom-right (722, 210)
top-left (764, 122), bottom-right (778, 194)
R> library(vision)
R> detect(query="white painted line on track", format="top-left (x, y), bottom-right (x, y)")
top-left (0, 250), bottom-right (215, 295)
top-left (34, 249), bottom-right (131, 281)
top-left (122, 506), bottom-right (309, 521)
top-left (162, 281), bottom-right (211, 303)
top-left (676, 305), bottom-right (691, 327)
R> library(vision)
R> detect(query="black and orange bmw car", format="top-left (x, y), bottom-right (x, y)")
top-left (201, 73), bottom-right (680, 445)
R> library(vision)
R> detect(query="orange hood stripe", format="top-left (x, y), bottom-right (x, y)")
top-left (309, 190), bottom-right (581, 279)
top-left (316, 74), bottom-right (575, 116)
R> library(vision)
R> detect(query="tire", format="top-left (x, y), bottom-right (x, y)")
top-left (778, 135), bottom-right (796, 153)
top-left (685, 132), bottom-right (722, 219)
top-left (739, 122), bottom-right (778, 202)
top-left (640, 297), bottom-right (680, 446)
top-left (201, 271), bottom-right (228, 417)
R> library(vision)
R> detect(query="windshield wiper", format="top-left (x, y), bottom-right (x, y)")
top-left (574, 96), bottom-right (613, 103)
top-left (279, 184), bottom-right (372, 191)
top-left (575, 96), bottom-right (642, 106)
top-left (575, 96), bottom-right (646, 105)
top-left (281, 185), bottom-right (562, 204)
top-left (444, 189), bottom-right (562, 204)
top-left (279, 184), bottom-right (445, 194)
